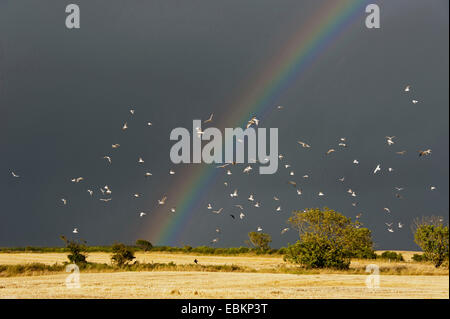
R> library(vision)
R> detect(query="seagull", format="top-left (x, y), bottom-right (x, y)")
top-left (395, 193), bottom-right (403, 199)
top-left (338, 143), bottom-right (347, 147)
top-left (352, 202), bottom-right (358, 207)
top-left (419, 149), bottom-right (432, 157)
top-left (147, 122), bottom-right (153, 126)
top-left (212, 208), bottom-right (223, 214)
top-left (87, 189), bottom-right (93, 196)
top-left (158, 196), bottom-right (167, 205)
top-left (254, 202), bottom-right (261, 208)
top-left (248, 194), bottom-right (254, 201)
top-left (396, 151), bottom-right (407, 155)
top-left (226, 169), bottom-right (232, 175)
top-left (215, 228), bottom-right (220, 233)
top-left (353, 159), bottom-right (359, 165)
top-left (211, 238), bottom-right (219, 244)
top-left (133, 193), bottom-right (140, 198)
top-left (281, 228), bottom-right (289, 235)
top-left (122, 122), bottom-right (128, 130)
top-left (139, 212), bottom-right (147, 217)
top-left (388, 228), bottom-right (394, 233)
top-left (318, 192), bottom-right (325, 197)
top-left (404, 85), bottom-right (411, 92)
top-left (273, 196), bottom-right (280, 201)
top-left (276, 206), bottom-right (282, 212)
top-left (386, 222), bottom-right (393, 227)
top-left (144, 172), bottom-right (152, 177)
top-left (195, 127), bottom-right (204, 138)
top-left (430, 186), bottom-right (437, 191)
top-left (302, 175), bottom-right (309, 179)
top-left (138, 157), bottom-right (144, 163)
top-left (61, 198), bottom-right (67, 205)
top-left (384, 207), bottom-right (391, 213)
top-left (71, 177), bottom-right (84, 183)
top-left (338, 177), bottom-right (345, 182)
top-left (288, 181), bottom-right (297, 187)
top-left (130, 109), bottom-right (135, 115)
top-left (217, 163), bottom-right (231, 168)
top-left (351, 192), bottom-right (357, 197)
top-left (395, 187), bottom-right (404, 191)
top-left (277, 105), bottom-right (284, 110)
top-left (230, 189), bottom-right (238, 198)
top-left (356, 213), bottom-right (362, 219)
top-left (207, 203), bottom-right (212, 210)
top-left (289, 171), bottom-right (295, 176)
top-left (398, 222), bottom-right (403, 228)
top-left (388, 167), bottom-right (394, 172)
top-left (112, 144), bottom-right (120, 149)
top-left (203, 113), bottom-right (214, 124)
top-left (234, 204), bottom-right (244, 210)
top-left (284, 164), bottom-right (291, 169)
top-left (412, 99), bottom-right (419, 104)
top-left (170, 207), bottom-right (176, 213)
top-left (257, 226), bottom-right (263, 232)
top-left (297, 141), bottom-right (311, 148)
top-left (325, 149), bottom-right (335, 155)
top-left (169, 170), bottom-right (176, 175)
top-left (73, 228), bottom-right (78, 234)
top-left (296, 189), bottom-right (302, 196)
top-left (11, 171), bottom-right (20, 178)
top-left (100, 198), bottom-right (112, 202)
top-left (224, 182), bottom-right (228, 187)
top-left (239, 212), bottom-right (245, 219)
top-left (103, 156), bottom-right (112, 164)
top-left (373, 164), bottom-right (381, 174)
top-left (278, 154), bottom-right (284, 160)
top-left (246, 116), bottom-right (259, 129)
top-left (385, 136), bottom-right (395, 146)
top-left (243, 166), bottom-right (252, 174)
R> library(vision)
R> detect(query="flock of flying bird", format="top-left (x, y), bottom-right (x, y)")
top-left (9, 84), bottom-right (438, 243)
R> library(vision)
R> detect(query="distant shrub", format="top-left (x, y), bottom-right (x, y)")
top-left (411, 253), bottom-right (426, 262)
top-left (111, 243), bottom-right (136, 267)
top-left (135, 239), bottom-right (153, 251)
top-left (60, 236), bottom-right (88, 265)
top-left (248, 232), bottom-right (272, 251)
top-left (378, 251), bottom-right (404, 262)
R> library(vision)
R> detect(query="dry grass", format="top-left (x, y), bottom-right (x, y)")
top-left (0, 251), bottom-right (447, 298)
top-left (0, 271), bottom-right (448, 299)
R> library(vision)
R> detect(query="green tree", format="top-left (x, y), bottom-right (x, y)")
top-left (60, 235), bottom-right (88, 265)
top-left (111, 243), bottom-right (136, 267)
top-left (284, 207), bottom-right (375, 269)
top-left (413, 216), bottom-right (449, 268)
top-left (135, 239), bottom-right (153, 251)
top-left (248, 232), bottom-right (272, 251)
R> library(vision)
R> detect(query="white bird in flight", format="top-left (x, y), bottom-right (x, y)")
top-left (230, 189), bottom-right (238, 198)
top-left (138, 157), bottom-right (144, 163)
top-left (281, 228), bottom-right (289, 235)
top-left (297, 141), bottom-right (311, 148)
top-left (257, 226), bottom-right (263, 232)
top-left (73, 228), bottom-right (78, 234)
top-left (213, 208), bottom-right (223, 214)
top-left (203, 113), bottom-right (214, 124)
top-left (373, 164), bottom-right (381, 174)
top-left (11, 171), bottom-right (20, 178)
top-left (61, 198), bottom-right (67, 205)
top-left (158, 196), bottom-right (167, 205)
top-left (103, 156), bottom-right (112, 164)
top-left (139, 212), bottom-right (147, 217)
top-left (87, 189), bottom-right (93, 196)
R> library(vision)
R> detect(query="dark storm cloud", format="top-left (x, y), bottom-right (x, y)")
top-left (0, 0), bottom-right (448, 250)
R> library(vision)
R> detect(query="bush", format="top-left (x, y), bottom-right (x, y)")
top-left (284, 207), bottom-right (375, 269)
top-left (378, 251), bottom-right (404, 262)
top-left (413, 216), bottom-right (449, 268)
top-left (60, 236), bottom-right (88, 265)
top-left (248, 232), bottom-right (272, 251)
top-left (135, 239), bottom-right (153, 251)
top-left (111, 243), bottom-right (136, 267)
top-left (411, 253), bottom-right (426, 262)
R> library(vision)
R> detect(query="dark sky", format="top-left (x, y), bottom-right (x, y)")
top-left (0, 0), bottom-right (448, 250)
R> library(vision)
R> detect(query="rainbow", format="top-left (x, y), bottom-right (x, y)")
top-left (142, 0), bottom-right (371, 245)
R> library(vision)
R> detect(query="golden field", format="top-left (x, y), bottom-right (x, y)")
top-left (0, 251), bottom-right (448, 299)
